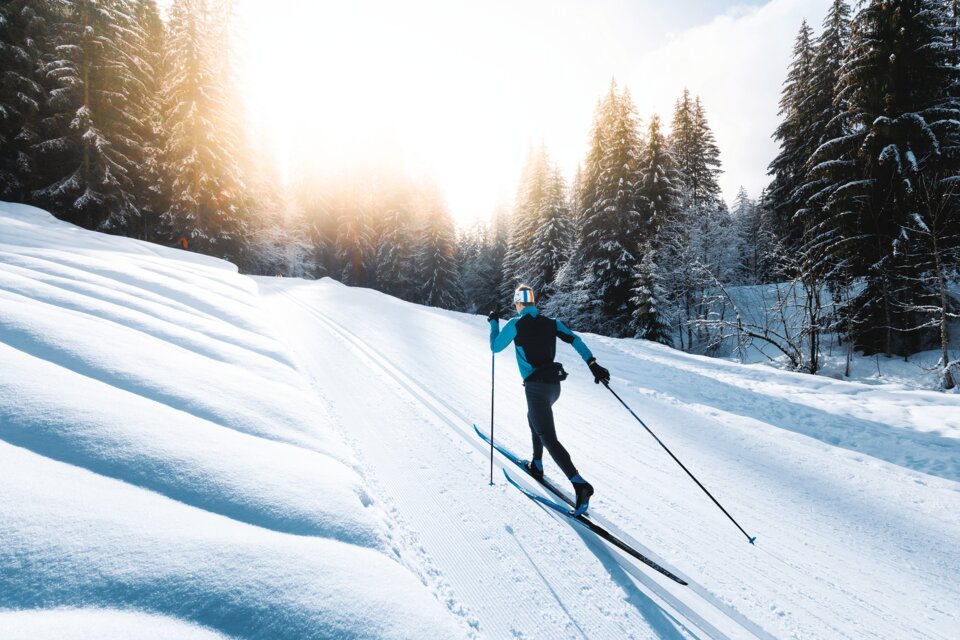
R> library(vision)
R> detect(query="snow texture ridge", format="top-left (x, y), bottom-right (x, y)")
top-left (0, 202), bottom-right (463, 639)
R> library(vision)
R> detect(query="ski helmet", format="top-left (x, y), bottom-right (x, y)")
top-left (513, 285), bottom-right (535, 305)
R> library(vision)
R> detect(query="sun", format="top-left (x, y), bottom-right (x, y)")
top-left (234, 0), bottom-right (600, 225)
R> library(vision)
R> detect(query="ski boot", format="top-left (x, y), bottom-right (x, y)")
top-left (525, 459), bottom-right (544, 481)
top-left (572, 476), bottom-right (594, 516)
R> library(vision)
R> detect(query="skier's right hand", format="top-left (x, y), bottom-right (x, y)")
top-left (587, 358), bottom-right (610, 385)
top-left (487, 308), bottom-right (500, 322)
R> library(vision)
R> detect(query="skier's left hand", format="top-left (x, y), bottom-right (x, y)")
top-left (587, 358), bottom-right (610, 385)
top-left (487, 308), bottom-right (500, 322)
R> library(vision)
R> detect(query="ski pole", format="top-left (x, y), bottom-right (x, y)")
top-left (603, 381), bottom-right (757, 545)
top-left (489, 350), bottom-right (495, 485)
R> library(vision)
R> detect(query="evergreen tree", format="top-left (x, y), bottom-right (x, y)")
top-left (124, 0), bottom-right (167, 240)
top-left (639, 114), bottom-right (682, 238)
top-left (792, 1), bottom-right (853, 293)
top-left (336, 202), bottom-right (370, 286)
top-left (630, 242), bottom-right (673, 345)
top-left (417, 195), bottom-right (459, 309)
top-left (806, 0), bottom-right (960, 355)
top-left (502, 146), bottom-right (550, 298)
top-left (376, 205), bottom-right (418, 300)
top-left (670, 89), bottom-right (722, 213)
top-left (161, 0), bottom-right (248, 257)
top-left (0, 0), bottom-right (49, 201)
top-left (479, 206), bottom-right (511, 312)
top-left (576, 81), bottom-right (648, 335)
top-left (767, 20), bottom-right (817, 248)
top-left (732, 187), bottom-right (772, 284)
top-left (528, 165), bottom-right (572, 302)
top-left (32, 0), bottom-right (143, 230)
top-left (668, 90), bottom-right (724, 348)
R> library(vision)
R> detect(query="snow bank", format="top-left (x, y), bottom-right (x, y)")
top-left (0, 203), bottom-right (462, 638)
top-left (0, 609), bottom-right (231, 640)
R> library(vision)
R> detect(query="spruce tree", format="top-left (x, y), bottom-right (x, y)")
top-left (528, 165), bottom-right (572, 302)
top-left (336, 202), bottom-right (370, 286)
top-left (793, 0), bottom-right (852, 290)
top-left (124, 0), bottom-right (167, 241)
top-left (668, 90), bottom-right (724, 348)
top-left (639, 114), bottom-right (682, 238)
top-left (32, 0), bottom-right (142, 230)
top-left (767, 20), bottom-right (817, 248)
top-left (376, 205), bottom-right (418, 300)
top-left (502, 146), bottom-right (550, 298)
top-left (630, 242), bottom-right (673, 345)
top-left (161, 0), bottom-right (248, 257)
top-left (807, 0), bottom-right (960, 355)
top-left (417, 196), bottom-right (459, 309)
top-left (576, 81), bottom-right (648, 335)
top-left (0, 0), bottom-right (49, 201)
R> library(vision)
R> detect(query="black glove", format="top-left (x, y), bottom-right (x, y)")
top-left (487, 308), bottom-right (500, 322)
top-left (587, 358), bottom-right (610, 385)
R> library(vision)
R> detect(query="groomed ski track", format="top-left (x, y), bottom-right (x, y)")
top-left (261, 279), bottom-right (960, 640)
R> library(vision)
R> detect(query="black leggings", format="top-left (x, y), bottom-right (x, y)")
top-left (525, 381), bottom-right (578, 479)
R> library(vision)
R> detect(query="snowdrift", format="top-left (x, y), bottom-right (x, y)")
top-left (0, 203), bottom-right (462, 639)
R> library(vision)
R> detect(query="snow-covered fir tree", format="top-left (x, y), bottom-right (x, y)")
top-left (667, 90), bottom-right (725, 348)
top-left (528, 165), bottom-right (573, 303)
top-left (502, 146), bottom-right (550, 300)
top-left (458, 207), bottom-right (510, 314)
top-left (417, 194), bottom-right (460, 309)
top-left (376, 205), bottom-right (419, 301)
top-left (639, 114), bottom-right (682, 238)
top-left (805, 0), bottom-right (960, 356)
top-left (161, 0), bottom-right (248, 258)
top-left (32, 0), bottom-right (144, 231)
top-left (574, 81), bottom-right (648, 335)
top-left (630, 242), bottom-right (673, 345)
top-left (732, 187), bottom-right (777, 285)
top-left (630, 113), bottom-right (682, 338)
top-left (124, 0), bottom-right (167, 241)
top-left (336, 201), bottom-right (370, 286)
top-left (0, 0), bottom-right (49, 201)
top-left (792, 0), bottom-right (852, 224)
top-left (766, 19), bottom-right (816, 249)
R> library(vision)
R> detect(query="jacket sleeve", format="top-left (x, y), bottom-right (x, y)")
top-left (490, 317), bottom-right (519, 352)
top-left (556, 319), bottom-right (594, 362)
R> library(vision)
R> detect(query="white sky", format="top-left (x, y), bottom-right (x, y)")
top-left (231, 0), bottom-right (832, 225)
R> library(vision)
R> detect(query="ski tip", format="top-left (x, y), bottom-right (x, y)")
top-left (748, 536), bottom-right (757, 545)
top-left (502, 469), bottom-right (521, 489)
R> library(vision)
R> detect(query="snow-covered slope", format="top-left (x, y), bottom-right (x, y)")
top-left (262, 277), bottom-right (960, 640)
top-left (0, 203), bottom-right (463, 639)
top-left (3, 202), bottom-right (960, 639)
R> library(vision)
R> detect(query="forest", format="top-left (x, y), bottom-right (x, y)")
top-left (1, 0), bottom-right (958, 386)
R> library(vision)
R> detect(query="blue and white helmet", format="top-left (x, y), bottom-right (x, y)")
top-left (513, 285), bottom-right (535, 305)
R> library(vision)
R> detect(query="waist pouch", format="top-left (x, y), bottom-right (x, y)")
top-left (526, 362), bottom-right (568, 384)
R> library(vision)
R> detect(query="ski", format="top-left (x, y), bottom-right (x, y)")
top-left (474, 424), bottom-right (687, 586)
top-left (503, 470), bottom-right (688, 586)
top-left (474, 423), bottom-right (575, 506)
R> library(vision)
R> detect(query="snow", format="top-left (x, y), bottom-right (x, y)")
top-left (0, 202), bottom-right (463, 639)
top-left (3, 201), bottom-right (960, 639)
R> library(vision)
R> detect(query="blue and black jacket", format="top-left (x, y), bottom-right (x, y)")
top-left (489, 306), bottom-right (593, 383)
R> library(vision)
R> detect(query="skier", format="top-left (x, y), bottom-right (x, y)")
top-left (489, 284), bottom-right (610, 515)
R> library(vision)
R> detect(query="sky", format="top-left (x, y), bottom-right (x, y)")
top-left (232, 0), bottom-right (833, 225)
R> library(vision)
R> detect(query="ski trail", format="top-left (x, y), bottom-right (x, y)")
top-left (268, 288), bottom-right (686, 639)
top-left (275, 287), bottom-right (770, 640)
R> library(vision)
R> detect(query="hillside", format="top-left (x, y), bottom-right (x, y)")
top-left (2, 203), bottom-right (959, 639)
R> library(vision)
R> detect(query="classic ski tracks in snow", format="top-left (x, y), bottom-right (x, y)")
top-left (279, 290), bottom-right (776, 640)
